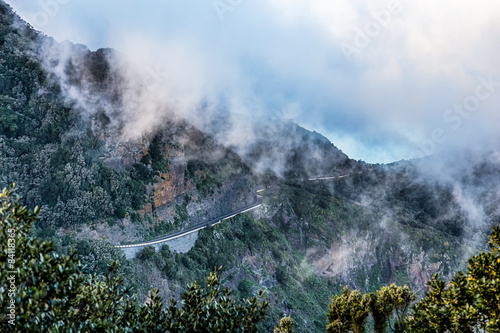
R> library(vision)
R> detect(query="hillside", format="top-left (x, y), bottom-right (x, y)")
top-left (0, 2), bottom-right (499, 331)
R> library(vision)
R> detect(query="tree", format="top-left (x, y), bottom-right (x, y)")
top-left (274, 316), bottom-right (295, 333)
top-left (0, 185), bottom-right (268, 331)
top-left (327, 284), bottom-right (415, 333)
top-left (327, 287), bottom-right (371, 333)
top-left (370, 284), bottom-right (416, 333)
top-left (276, 265), bottom-right (290, 285)
top-left (136, 245), bottom-right (156, 261)
top-left (0, 106), bottom-right (18, 137)
top-left (166, 267), bottom-right (268, 332)
top-left (407, 226), bottom-right (500, 332)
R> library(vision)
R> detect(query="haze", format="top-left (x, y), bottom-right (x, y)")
top-left (8, 0), bottom-right (500, 163)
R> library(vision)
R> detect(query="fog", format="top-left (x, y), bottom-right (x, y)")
top-left (7, 0), bottom-right (500, 163)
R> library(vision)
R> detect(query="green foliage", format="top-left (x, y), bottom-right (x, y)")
top-left (238, 278), bottom-right (253, 297)
top-left (0, 106), bottom-right (18, 136)
top-left (114, 206), bottom-right (127, 219)
top-left (327, 284), bottom-right (415, 333)
top-left (136, 212), bottom-right (330, 332)
top-left (0, 185), bottom-right (268, 331)
top-left (0, 3), bottom-right (496, 331)
top-left (0, 11), bottom-right (151, 228)
top-left (73, 238), bottom-right (133, 278)
top-left (407, 226), bottom-right (500, 333)
top-left (174, 203), bottom-right (189, 224)
top-left (185, 160), bottom-right (217, 196)
top-left (275, 316), bottom-right (295, 333)
top-left (0, 185), bottom-right (139, 331)
top-left (370, 284), bottom-right (416, 333)
top-left (148, 134), bottom-right (169, 174)
top-left (276, 265), bottom-right (290, 285)
top-left (327, 287), bottom-right (371, 333)
top-left (136, 246), bottom-right (157, 262)
top-left (130, 135), bottom-right (170, 184)
top-left (132, 162), bottom-right (153, 183)
top-left (166, 267), bottom-right (268, 332)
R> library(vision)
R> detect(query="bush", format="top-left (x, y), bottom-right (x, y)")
top-left (136, 246), bottom-right (156, 261)
top-left (238, 279), bottom-right (253, 297)
top-left (276, 266), bottom-right (289, 285)
top-left (327, 284), bottom-right (415, 333)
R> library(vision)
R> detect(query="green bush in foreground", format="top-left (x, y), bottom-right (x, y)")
top-left (0, 185), bottom-right (267, 332)
top-left (274, 316), bottom-right (295, 333)
top-left (407, 225), bottom-right (500, 333)
top-left (327, 284), bottom-right (415, 333)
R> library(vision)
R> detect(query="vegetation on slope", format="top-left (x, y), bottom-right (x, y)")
top-left (0, 185), bottom-right (268, 332)
top-left (325, 224), bottom-right (500, 332)
top-left (2, 185), bottom-right (499, 332)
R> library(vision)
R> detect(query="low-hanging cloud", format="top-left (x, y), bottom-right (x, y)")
top-left (7, 0), bottom-right (500, 163)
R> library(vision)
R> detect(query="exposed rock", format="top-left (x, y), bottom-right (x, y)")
top-left (152, 161), bottom-right (192, 208)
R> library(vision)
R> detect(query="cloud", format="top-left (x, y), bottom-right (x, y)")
top-left (7, 0), bottom-right (500, 162)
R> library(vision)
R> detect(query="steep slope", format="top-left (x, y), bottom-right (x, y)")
top-left (0, 1), bottom-right (254, 235)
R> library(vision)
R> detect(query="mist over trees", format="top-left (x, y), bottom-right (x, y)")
top-left (1, 1), bottom-right (500, 332)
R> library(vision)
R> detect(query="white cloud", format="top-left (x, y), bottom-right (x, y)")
top-left (7, 0), bottom-right (500, 162)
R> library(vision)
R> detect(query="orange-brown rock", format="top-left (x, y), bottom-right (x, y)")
top-left (138, 203), bottom-right (153, 214)
top-left (152, 162), bottom-right (193, 208)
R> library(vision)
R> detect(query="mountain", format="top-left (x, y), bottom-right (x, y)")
top-left (0, 2), bottom-right (499, 331)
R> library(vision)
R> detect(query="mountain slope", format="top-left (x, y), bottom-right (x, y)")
top-left (0, 2), bottom-right (499, 332)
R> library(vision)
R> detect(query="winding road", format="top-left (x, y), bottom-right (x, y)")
top-left (115, 191), bottom-right (264, 249)
top-left (307, 171), bottom-right (362, 181)
top-left (115, 172), bottom-right (359, 252)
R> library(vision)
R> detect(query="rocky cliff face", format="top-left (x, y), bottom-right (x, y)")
top-left (147, 143), bottom-right (191, 209)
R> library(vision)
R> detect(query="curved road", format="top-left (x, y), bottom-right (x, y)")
top-left (115, 192), bottom-right (263, 249)
top-left (307, 171), bottom-right (362, 181)
top-left (115, 171), bottom-right (360, 250)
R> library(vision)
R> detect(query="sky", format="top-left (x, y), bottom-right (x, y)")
top-left (6, 0), bottom-right (500, 163)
